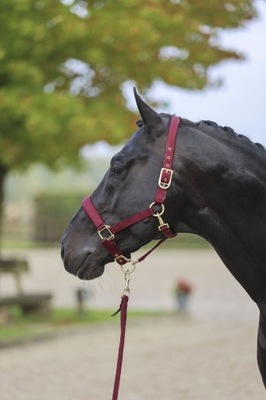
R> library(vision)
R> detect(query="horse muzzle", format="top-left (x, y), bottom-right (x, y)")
top-left (60, 240), bottom-right (108, 280)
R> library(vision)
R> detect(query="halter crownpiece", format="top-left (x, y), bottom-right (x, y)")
top-left (82, 115), bottom-right (180, 265)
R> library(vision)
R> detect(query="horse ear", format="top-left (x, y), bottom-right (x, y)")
top-left (133, 87), bottom-right (163, 133)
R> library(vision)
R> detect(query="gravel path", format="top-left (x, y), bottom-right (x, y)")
top-left (0, 249), bottom-right (265, 399)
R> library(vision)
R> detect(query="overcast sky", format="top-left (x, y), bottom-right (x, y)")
top-left (148, 0), bottom-right (266, 145)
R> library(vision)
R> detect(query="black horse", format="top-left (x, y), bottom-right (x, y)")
top-left (61, 88), bottom-right (266, 388)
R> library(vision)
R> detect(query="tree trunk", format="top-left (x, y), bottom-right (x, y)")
top-left (0, 164), bottom-right (8, 253)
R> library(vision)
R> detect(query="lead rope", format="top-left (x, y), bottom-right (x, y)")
top-left (111, 264), bottom-right (136, 400)
top-left (110, 238), bottom-right (169, 399)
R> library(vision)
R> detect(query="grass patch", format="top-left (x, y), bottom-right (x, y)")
top-left (0, 307), bottom-right (167, 346)
top-left (2, 233), bottom-right (211, 251)
top-left (142, 233), bottom-right (211, 251)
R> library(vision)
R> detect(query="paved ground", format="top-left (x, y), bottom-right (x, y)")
top-left (0, 248), bottom-right (265, 399)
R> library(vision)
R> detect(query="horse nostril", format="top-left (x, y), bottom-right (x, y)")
top-left (61, 244), bottom-right (65, 260)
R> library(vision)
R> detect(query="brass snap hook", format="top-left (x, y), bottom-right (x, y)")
top-left (149, 202), bottom-right (169, 231)
top-left (121, 262), bottom-right (137, 297)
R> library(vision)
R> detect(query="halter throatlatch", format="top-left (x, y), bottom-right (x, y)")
top-left (82, 115), bottom-right (180, 266)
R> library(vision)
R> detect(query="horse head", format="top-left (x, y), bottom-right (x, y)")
top-left (61, 89), bottom-right (188, 280)
top-left (61, 90), bottom-right (266, 388)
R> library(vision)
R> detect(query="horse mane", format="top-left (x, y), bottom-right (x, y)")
top-left (199, 120), bottom-right (265, 153)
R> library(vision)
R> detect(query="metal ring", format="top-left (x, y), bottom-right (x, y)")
top-left (149, 202), bottom-right (165, 217)
top-left (121, 263), bottom-right (136, 275)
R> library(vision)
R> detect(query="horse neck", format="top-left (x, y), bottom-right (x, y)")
top-left (172, 125), bottom-right (266, 303)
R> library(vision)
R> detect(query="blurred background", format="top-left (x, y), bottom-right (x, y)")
top-left (0, 1), bottom-right (265, 398)
top-left (1, 0), bottom-right (265, 248)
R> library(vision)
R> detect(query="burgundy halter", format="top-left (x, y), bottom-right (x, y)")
top-left (82, 115), bottom-right (180, 266)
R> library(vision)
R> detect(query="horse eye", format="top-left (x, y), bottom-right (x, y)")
top-left (111, 164), bottom-right (123, 175)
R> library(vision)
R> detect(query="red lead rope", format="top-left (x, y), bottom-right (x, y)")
top-left (112, 294), bottom-right (129, 400)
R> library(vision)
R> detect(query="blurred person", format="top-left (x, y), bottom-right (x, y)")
top-left (174, 279), bottom-right (193, 314)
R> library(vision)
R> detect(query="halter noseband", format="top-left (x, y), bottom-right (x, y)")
top-left (82, 115), bottom-right (180, 266)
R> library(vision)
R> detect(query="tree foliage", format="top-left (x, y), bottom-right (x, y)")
top-left (0, 0), bottom-right (258, 174)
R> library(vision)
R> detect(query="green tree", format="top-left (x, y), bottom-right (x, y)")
top-left (0, 0), bottom-right (258, 235)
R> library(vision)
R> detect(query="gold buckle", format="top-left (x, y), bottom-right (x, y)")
top-left (98, 225), bottom-right (114, 241)
top-left (158, 168), bottom-right (173, 189)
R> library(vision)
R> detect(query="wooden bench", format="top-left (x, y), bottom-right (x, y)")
top-left (0, 294), bottom-right (52, 314)
top-left (0, 258), bottom-right (53, 315)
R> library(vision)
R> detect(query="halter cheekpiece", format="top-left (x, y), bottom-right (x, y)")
top-left (82, 115), bottom-right (180, 266)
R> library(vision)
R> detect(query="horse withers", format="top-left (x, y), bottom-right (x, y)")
top-left (61, 88), bottom-right (266, 388)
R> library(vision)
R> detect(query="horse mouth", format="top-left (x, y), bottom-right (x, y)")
top-left (63, 247), bottom-right (133, 281)
top-left (76, 250), bottom-right (132, 280)
top-left (64, 252), bottom-right (107, 281)
top-left (76, 262), bottom-right (105, 280)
